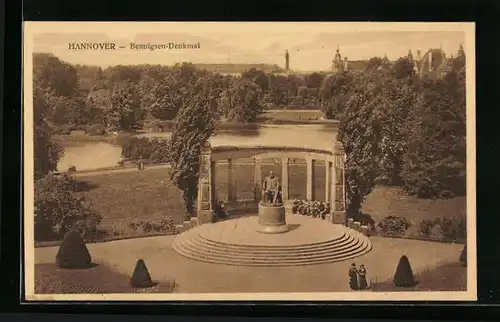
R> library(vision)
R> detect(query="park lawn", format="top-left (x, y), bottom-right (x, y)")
top-left (361, 185), bottom-right (466, 224)
top-left (74, 167), bottom-right (185, 230)
top-left (371, 262), bottom-right (467, 292)
top-left (75, 163), bottom-right (466, 232)
top-left (35, 263), bottom-right (175, 294)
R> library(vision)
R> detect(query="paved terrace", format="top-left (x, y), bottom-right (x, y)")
top-left (35, 234), bottom-right (463, 293)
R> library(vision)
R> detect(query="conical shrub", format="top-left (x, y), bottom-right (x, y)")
top-left (393, 255), bottom-right (416, 287)
top-left (459, 244), bottom-right (467, 265)
top-left (55, 230), bottom-right (92, 269)
top-left (130, 259), bottom-right (154, 288)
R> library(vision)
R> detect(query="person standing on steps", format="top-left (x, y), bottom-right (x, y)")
top-left (348, 263), bottom-right (359, 290)
top-left (358, 264), bottom-right (368, 290)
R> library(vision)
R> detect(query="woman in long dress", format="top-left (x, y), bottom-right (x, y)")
top-left (358, 264), bottom-right (368, 290)
top-left (348, 263), bottom-right (359, 290)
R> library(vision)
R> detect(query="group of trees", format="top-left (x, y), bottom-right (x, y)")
top-left (319, 50), bottom-right (466, 216)
top-left (33, 54), bottom-right (273, 137)
top-left (33, 48), bottom-right (466, 230)
top-left (34, 53), bottom-right (337, 139)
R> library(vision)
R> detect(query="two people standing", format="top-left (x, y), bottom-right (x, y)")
top-left (349, 263), bottom-right (368, 290)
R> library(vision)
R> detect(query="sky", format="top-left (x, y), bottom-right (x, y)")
top-left (27, 22), bottom-right (467, 72)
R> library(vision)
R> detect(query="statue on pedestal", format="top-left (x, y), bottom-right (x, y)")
top-left (261, 170), bottom-right (282, 205)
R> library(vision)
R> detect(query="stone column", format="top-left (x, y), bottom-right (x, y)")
top-left (331, 142), bottom-right (347, 225)
top-left (227, 158), bottom-right (234, 202)
top-left (211, 161), bottom-right (217, 204)
top-left (330, 158), bottom-right (336, 212)
top-left (306, 156), bottom-right (315, 201)
top-left (281, 157), bottom-right (289, 201)
top-left (197, 142), bottom-right (214, 225)
top-left (254, 158), bottom-right (262, 201)
top-left (325, 161), bottom-right (331, 203)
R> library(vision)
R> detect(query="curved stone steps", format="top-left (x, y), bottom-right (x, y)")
top-left (173, 239), bottom-right (372, 266)
top-left (171, 216), bottom-right (373, 266)
top-left (187, 224), bottom-right (360, 249)
top-left (176, 237), bottom-right (368, 261)
top-left (195, 230), bottom-right (352, 250)
top-left (190, 233), bottom-right (358, 255)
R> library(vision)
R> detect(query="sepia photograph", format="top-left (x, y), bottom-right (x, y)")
top-left (23, 22), bottom-right (476, 301)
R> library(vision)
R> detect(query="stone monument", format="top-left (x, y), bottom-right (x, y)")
top-left (257, 170), bottom-right (289, 234)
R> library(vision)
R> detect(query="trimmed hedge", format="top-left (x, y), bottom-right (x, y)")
top-left (55, 230), bottom-right (92, 269)
top-left (394, 255), bottom-right (417, 287)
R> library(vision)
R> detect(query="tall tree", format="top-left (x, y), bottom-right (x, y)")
top-left (220, 79), bottom-right (264, 122)
top-left (365, 57), bottom-right (383, 71)
top-left (33, 84), bottom-right (64, 180)
top-left (148, 79), bottom-right (184, 120)
top-left (168, 78), bottom-right (219, 216)
top-left (305, 72), bottom-right (324, 89)
top-left (108, 82), bottom-right (143, 131)
top-left (393, 57), bottom-right (415, 79)
top-left (253, 71), bottom-right (270, 91)
top-left (337, 72), bottom-right (383, 215)
top-left (33, 53), bottom-right (79, 97)
top-left (401, 75), bottom-right (466, 198)
top-left (378, 79), bottom-right (418, 184)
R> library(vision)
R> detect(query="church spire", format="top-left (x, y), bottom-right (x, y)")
top-left (408, 49), bottom-right (414, 61)
top-left (458, 43), bottom-right (465, 57)
top-left (285, 49), bottom-right (290, 70)
top-left (332, 45), bottom-right (344, 72)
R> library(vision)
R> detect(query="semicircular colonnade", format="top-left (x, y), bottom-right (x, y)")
top-left (196, 141), bottom-right (347, 226)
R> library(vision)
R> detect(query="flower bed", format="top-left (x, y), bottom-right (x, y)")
top-left (291, 199), bottom-right (330, 219)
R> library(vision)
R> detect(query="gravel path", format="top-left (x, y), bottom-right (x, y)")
top-left (71, 164), bottom-right (172, 178)
top-left (34, 234), bottom-right (464, 294)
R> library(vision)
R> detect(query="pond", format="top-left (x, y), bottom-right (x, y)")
top-left (57, 123), bottom-right (339, 171)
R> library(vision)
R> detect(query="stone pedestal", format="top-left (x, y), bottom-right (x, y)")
top-left (197, 210), bottom-right (214, 225)
top-left (257, 202), bottom-right (289, 234)
top-left (333, 211), bottom-right (347, 225)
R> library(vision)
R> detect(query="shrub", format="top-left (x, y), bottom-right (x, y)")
top-left (377, 215), bottom-right (412, 236)
top-left (393, 255), bottom-right (416, 287)
top-left (52, 124), bottom-right (73, 135)
top-left (68, 165), bottom-right (76, 173)
top-left (84, 123), bottom-right (106, 136)
top-left (127, 217), bottom-right (176, 234)
top-left (419, 218), bottom-right (436, 237)
top-left (130, 259), bottom-right (154, 288)
top-left (55, 230), bottom-right (92, 269)
top-left (439, 215), bottom-right (466, 242)
top-left (347, 212), bottom-right (376, 228)
top-left (120, 137), bottom-right (170, 162)
top-left (35, 173), bottom-right (102, 241)
top-left (419, 215), bottom-right (466, 242)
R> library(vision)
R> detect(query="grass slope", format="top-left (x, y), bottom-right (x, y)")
top-left (75, 164), bottom-right (465, 231)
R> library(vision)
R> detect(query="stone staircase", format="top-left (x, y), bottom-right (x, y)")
top-left (172, 225), bottom-right (372, 266)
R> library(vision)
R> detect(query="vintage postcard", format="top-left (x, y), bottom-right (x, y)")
top-left (23, 22), bottom-right (476, 301)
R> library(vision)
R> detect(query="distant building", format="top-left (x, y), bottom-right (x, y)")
top-left (332, 46), bottom-right (345, 73)
top-left (195, 63), bottom-right (284, 76)
top-left (417, 48), bottom-right (453, 79)
top-left (285, 50), bottom-right (290, 71)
